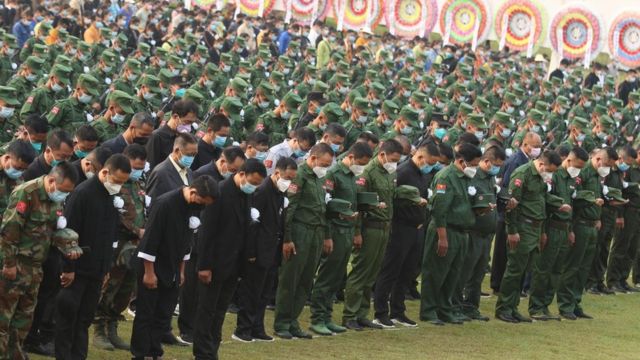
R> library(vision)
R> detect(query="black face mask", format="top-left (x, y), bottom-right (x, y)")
top-left (133, 137), bottom-right (149, 145)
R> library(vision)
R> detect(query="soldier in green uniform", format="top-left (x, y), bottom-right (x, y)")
top-left (274, 143), bottom-right (334, 339)
top-left (0, 34), bottom-right (18, 85)
top-left (342, 139), bottom-right (403, 330)
top-left (184, 45), bottom-right (209, 83)
top-left (443, 103), bottom-right (472, 145)
top-left (132, 74), bottom-right (162, 118)
top-left (213, 53), bottom-right (234, 97)
top-left (484, 112), bottom-right (513, 150)
top-left (8, 56), bottom-right (45, 104)
top-left (326, 74), bottom-right (352, 105)
top-left (561, 117), bottom-right (596, 153)
top-left (218, 97), bottom-right (243, 144)
top-left (256, 92), bottom-right (302, 146)
top-left (569, 88), bottom-right (594, 120)
top-left (365, 100), bottom-right (399, 140)
top-left (89, 50), bottom-right (118, 96)
top-left (528, 147), bottom-right (588, 320)
top-left (342, 97), bottom-right (371, 150)
top-left (557, 148), bottom-right (609, 320)
top-left (306, 103), bottom-right (343, 140)
top-left (112, 59), bottom-right (142, 96)
top-left (310, 142), bottom-right (372, 335)
top-left (0, 163), bottom-right (80, 359)
top-left (241, 82), bottom-right (275, 136)
top-left (250, 50), bottom-right (272, 89)
top-left (0, 141), bottom-right (37, 217)
top-left (47, 74), bottom-right (101, 133)
top-left (546, 96), bottom-right (571, 148)
top-left (189, 63), bottom-right (219, 101)
top-left (94, 144), bottom-right (148, 350)
top-left (0, 86), bottom-right (22, 143)
top-left (495, 150), bottom-right (563, 323)
top-left (20, 64), bottom-right (72, 122)
top-left (511, 109), bottom-right (545, 149)
top-left (91, 90), bottom-right (137, 143)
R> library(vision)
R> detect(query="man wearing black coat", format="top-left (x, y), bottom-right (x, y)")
top-left (146, 133), bottom-right (197, 200)
top-left (130, 176), bottom-right (218, 360)
top-left (146, 99), bottom-right (199, 170)
top-left (193, 159), bottom-right (267, 360)
top-left (54, 154), bottom-right (131, 360)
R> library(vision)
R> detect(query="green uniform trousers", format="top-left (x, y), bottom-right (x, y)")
top-left (557, 223), bottom-right (597, 314)
top-left (342, 222), bottom-right (390, 322)
top-left (589, 208), bottom-right (617, 287)
top-left (0, 261), bottom-right (42, 360)
top-left (459, 231), bottom-right (493, 315)
top-left (528, 224), bottom-right (569, 315)
top-left (495, 221), bottom-right (541, 316)
top-left (420, 224), bottom-right (467, 322)
top-left (310, 225), bottom-right (354, 325)
top-left (274, 223), bottom-right (323, 332)
top-left (607, 207), bottom-right (640, 286)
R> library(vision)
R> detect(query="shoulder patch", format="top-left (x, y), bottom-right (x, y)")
top-left (436, 183), bottom-right (446, 194)
top-left (51, 106), bottom-right (59, 115)
top-left (264, 159), bottom-right (273, 169)
top-left (356, 177), bottom-right (366, 186)
top-left (56, 209), bottom-right (63, 217)
top-left (287, 183), bottom-right (298, 194)
top-left (324, 179), bottom-right (334, 191)
top-left (514, 178), bottom-right (522, 187)
top-left (26, 96), bottom-right (34, 104)
top-left (16, 201), bottom-right (27, 214)
top-left (256, 123), bottom-right (265, 131)
top-left (575, 177), bottom-right (582, 185)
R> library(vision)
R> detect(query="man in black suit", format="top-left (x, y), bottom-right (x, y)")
top-left (618, 68), bottom-right (639, 106)
top-left (233, 157), bottom-right (298, 342)
top-left (549, 58), bottom-right (569, 81)
top-left (193, 146), bottom-right (246, 182)
top-left (103, 112), bottom-right (155, 154)
top-left (130, 176), bottom-right (219, 360)
top-left (193, 159), bottom-right (267, 360)
top-left (23, 129), bottom-right (74, 182)
top-left (192, 113), bottom-right (231, 170)
top-left (146, 99), bottom-right (200, 170)
top-left (146, 133), bottom-right (197, 200)
top-left (55, 154), bottom-right (132, 360)
top-left (71, 146), bottom-right (113, 185)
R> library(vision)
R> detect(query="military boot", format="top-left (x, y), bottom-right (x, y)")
top-left (107, 320), bottom-right (130, 350)
top-left (93, 320), bottom-right (115, 350)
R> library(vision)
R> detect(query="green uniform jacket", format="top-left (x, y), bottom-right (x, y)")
top-left (342, 120), bottom-right (364, 150)
top-left (47, 96), bottom-right (89, 132)
top-left (356, 158), bottom-right (396, 222)
top-left (284, 163), bottom-right (328, 243)
top-left (469, 169), bottom-right (497, 234)
top-left (549, 167), bottom-right (576, 223)
top-left (92, 117), bottom-right (123, 143)
top-left (0, 171), bottom-right (20, 220)
top-left (0, 177), bottom-right (62, 267)
top-left (429, 164), bottom-right (475, 230)
top-left (574, 164), bottom-right (601, 221)
top-left (7, 75), bottom-right (32, 104)
top-left (20, 86), bottom-right (59, 121)
top-left (324, 161), bottom-right (359, 235)
top-left (506, 161), bottom-right (547, 234)
top-left (256, 111), bottom-right (288, 146)
top-left (117, 181), bottom-right (147, 241)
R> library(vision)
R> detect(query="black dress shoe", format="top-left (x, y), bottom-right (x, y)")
top-left (513, 312), bottom-right (532, 323)
top-left (560, 312), bottom-right (577, 320)
top-left (609, 284), bottom-right (628, 293)
top-left (597, 283), bottom-right (615, 295)
top-left (161, 332), bottom-right (188, 347)
top-left (24, 341), bottom-right (55, 357)
top-left (495, 313), bottom-right (519, 323)
top-left (251, 332), bottom-right (274, 342)
top-left (621, 282), bottom-right (640, 293)
top-left (343, 320), bottom-right (363, 331)
top-left (357, 318), bottom-right (383, 329)
top-left (574, 310), bottom-right (593, 319)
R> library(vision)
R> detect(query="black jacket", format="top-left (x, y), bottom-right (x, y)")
top-left (102, 134), bottom-right (128, 154)
top-left (192, 138), bottom-right (221, 171)
top-left (146, 157), bottom-right (193, 200)
top-left (22, 154), bottom-right (52, 181)
top-left (63, 176), bottom-right (119, 278)
top-left (146, 124), bottom-right (177, 170)
top-left (393, 160), bottom-right (429, 227)
top-left (194, 161), bottom-right (224, 182)
top-left (247, 177), bottom-right (285, 268)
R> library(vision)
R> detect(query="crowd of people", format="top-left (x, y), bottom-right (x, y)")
top-left (1, 0), bottom-right (640, 359)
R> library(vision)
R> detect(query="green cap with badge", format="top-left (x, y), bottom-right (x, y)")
top-left (313, 80), bottom-right (330, 93)
top-left (599, 115), bottom-right (615, 131)
top-left (137, 74), bottom-right (162, 94)
top-left (571, 117), bottom-right (591, 131)
top-left (399, 106), bottom-right (420, 127)
top-left (52, 228), bottom-right (82, 257)
top-left (357, 192), bottom-right (380, 209)
top-left (77, 74), bottom-right (100, 96)
top-left (25, 56), bottom-right (44, 74)
top-left (395, 185), bottom-right (422, 205)
top-left (108, 90), bottom-right (136, 114)
top-left (221, 96), bottom-right (244, 123)
top-left (257, 81), bottom-right (276, 101)
top-left (321, 102), bottom-right (344, 123)
top-left (0, 86), bottom-right (20, 106)
top-left (327, 198), bottom-right (356, 217)
top-left (467, 113), bottom-right (487, 129)
top-left (574, 190), bottom-right (596, 203)
top-left (382, 100), bottom-right (400, 120)
top-left (369, 82), bottom-right (385, 97)
top-left (528, 109), bottom-right (545, 124)
top-left (229, 77), bottom-right (249, 97)
top-left (556, 96), bottom-right (571, 108)
top-left (126, 58), bottom-right (142, 73)
top-left (458, 103), bottom-right (474, 116)
top-left (472, 193), bottom-right (496, 208)
top-left (282, 92), bottom-right (302, 113)
top-left (604, 187), bottom-right (627, 203)
top-left (183, 89), bottom-right (205, 106)
top-left (352, 97), bottom-right (371, 115)
top-left (492, 111), bottom-right (512, 127)
top-left (49, 64), bottom-right (72, 86)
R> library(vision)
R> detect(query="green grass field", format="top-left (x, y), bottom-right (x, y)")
top-left (31, 287), bottom-right (640, 360)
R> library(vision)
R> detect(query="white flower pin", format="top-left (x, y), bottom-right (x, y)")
top-left (113, 196), bottom-right (124, 209)
top-left (189, 216), bottom-right (201, 230)
top-left (283, 197), bottom-right (290, 208)
top-left (57, 216), bottom-right (67, 230)
top-left (250, 208), bottom-right (260, 222)
top-left (145, 195), bottom-right (152, 208)
top-left (467, 186), bottom-right (477, 196)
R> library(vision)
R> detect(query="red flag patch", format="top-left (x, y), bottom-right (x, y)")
top-left (514, 179), bottom-right (522, 187)
top-left (356, 177), bottom-right (366, 186)
top-left (56, 210), bottom-right (63, 217)
top-left (256, 123), bottom-right (265, 131)
top-left (575, 177), bottom-right (582, 185)
top-left (51, 106), bottom-right (59, 115)
top-left (15, 201), bottom-right (27, 214)
top-left (288, 183), bottom-right (298, 194)
top-left (324, 179), bottom-right (334, 191)
top-left (436, 184), bottom-right (446, 190)
top-left (264, 160), bottom-right (273, 169)
top-left (26, 96), bottom-right (34, 104)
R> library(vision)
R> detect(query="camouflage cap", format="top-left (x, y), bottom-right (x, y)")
top-left (76, 74), bottom-right (101, 96)
top-left (321, 102), bottom-right (344, 123)
top-left (108, 90), bottom-right (136, 114)
top-left (0, 86), bottom-right (19, 106)
top-left (52, 228), bottom-right (82, 256)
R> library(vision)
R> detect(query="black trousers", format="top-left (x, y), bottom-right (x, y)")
top-left (130, 276), bottom-right (179, 359)
top-left (235, 261), bottom-right (276, 336)
top-left (54, 273), bottom-right (102, 360)
top-left (490, 219), bottom-right (507, 292)
top-left (178, 252), bottom-right (199, 337)
top-left (373, 222), bottom-right (423, 319)
top-left (193, 273), bottom-right (238, 360)
top-left (26, 250), bottom-right (60, 345)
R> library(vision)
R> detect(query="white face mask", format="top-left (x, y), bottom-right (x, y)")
top-left (529, 147), bottom-right (541, 159)
top-left (382, 154), bottom-right (398, 174)
top-left (567, 166), bottom-right (581, 178)
top-left (104, 181), bottom-right (122, 195)
top-left (0, 107), bottom-right (15, 118)
top-left (597, 166), bottom-right (611, 177)
top-left (349, 164), bottom-right (365, 176)
top-left (51, 82), bottom-right (64, 92)
top-left (463, 164), bottom-right (477, 178)
top-left (276, 177), bottom-right (291, 193)
top-left (313, 165), bottom-right (328, 178)
top-left (541, 171), bottom-right (553, 182)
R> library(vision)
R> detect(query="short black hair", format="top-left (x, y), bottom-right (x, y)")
top-left (123, 144), bottom-right (147, 161)
top-left (438, 143), bottom-right (454, 161)
top-left (104, 154), bottom-right (132, 174)
top-left (379, 139), bottom-right (403, 156)
top-left (604, 146), bottom-right (618, 161)
top-left (240, 158), bottom-right (267, 178)
top-left (275, 157), bottom-right (297, 172)
top-left (541, 150), bottom-right (562, 167)
top-left (455, 143), bottom-right (482, 162)
top-left (90, 146), bottom-right (114, 167)
top-left (309, 142), bottom-right (334, 158)
top-left (172, 99), bottom-right (200, 117)
top-left (191, 175), bottom-right (219, 199)
top-left (131, 112), bottom-right (156, 128)
top-left (324, 123), bottom-right (347, 138)
top-left (483, 145), bottom-right (506, 161)
top-left (208, 113), bottom-right (231, 132)
top-left (349, 142), bottom-right (373, 160)
top-left (8, 140), bottom-right (37, 165)
top-left (222, 146), bottom-right (246, 164)
top-left (50, 161), bottom-right (79, 184)
top-left (24, 114), bottom-right (49, 134)
top-left (556, 144), bottom-right (571, 158)
top-left (294, 127), bottom-right (317, 146)
top-left (457, 132), bottom-right (480, 147)
top-left (174, 132), bottom-right (198, 149)
top-left (47, 129), bottom-right (74, 150)
top-left (358, 131), bottom-right (379, 145)
top-left (246, 131), bottom-right (270, 147)
top-left (417, 142), bottom-right (440, 157)
top-left (622, 145), bottom-right (638, 160)
top-left (571, 146), bottom-right (589, 162)
top-left (75, 124), bottom-right (99, 142)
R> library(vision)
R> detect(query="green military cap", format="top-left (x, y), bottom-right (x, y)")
top-left (467, 113), bottom-right (487, 129)
top-left (569, 75), bottom-right (582, 85)
top-left (493, 111), bottom-right (512, 127)
top-left (49, 64), bottom-right (72, 86)
top-left (605, 77), bottom-right (616, 87)
top-left (335, 73), bottom-right (350, 84)
top-left (220, 52), bottom-right (233, 64)
top-left (630, 92), bottom-right (640, 102)
top-left (3, 33), bottom-right (16, 45)
top-left (39, 21), bottom-right (52, 32)
top-left (475, 96), bottom-right (491, 111)
top-left (185, 33), bottom-right (198, 44)
top-left (574, 190), bottom-right (596, 203)
top-left (239, 60), bottom-right (251, 70)
top-left (399, 78), bottom-right (412, 88)
top-left (221, 96), bottom-right (244, 123)
top-left (382, 100), bottom-right (400, 120)
top-left (313, 80), bottom-right (330, 93)
top-left (571, 117), bottom-right (590, 131)
top-left (528, 109), bottom-right (545, 124)
top-left (610, 98), bottom-right (624, 110)
top-left (229, 77), bottom-right (249, 96)
top-left (183, 88), bottom-right (205, 105)
top-left (66, 35), bottom-right (79, 46)
top-left (459, 66), bottom-right (473, 77)
top-left (331, 52), bottom-right (344, 62)
top-left (546, 193), bottom-right (564, 208)
top-left (137, 74), bottom-right (161, 93)
top-left (593, 104), bottom-right (608, 116)
top-left (556, 96), bottom-right (571, 108)
top-left (534, 101), bottom-right (549, 112)
top-left (236, 71), bottom-right (251, 83)
top-left (493, 75), bottom-right (507, 85)
top-left (138, 42), bottom-right (151, 55)
top-left (321, 102), bottom-right (344, 123)
top-left (158, 68), bottom-right (175, 84)
top-left (458, 103), bottom-right (474, 116)
top-left (411, 91), bottom-right (429, 105)
top-left (0, 86), bottom-right (20, 106)
top-left (327, 198), bottom-right (356, 217)
top-left (54, 54), bottom-right (72, 67)
top-left (453, 82), bottom-right (468, 93)
top-left (235, 36), bottom-right (246, 47)
top-left (282, 92), bottom-right (303, 112)
top-left (503, 92), bottom-right (516, 103)
top-left (99, 27), bottom-right (113, 39)
top-left (204, 63), bottom-right (218, 78)
top-left (176, 38), bottom-right (188, 48)
top-left (258, 49), bottom-right (271, 60)
top-left (550, 77), bottom-right (562, 87)
top-left (405, 57), bottom-right (416, 65)
top-left (478, 66), bottom-right (490, 77)
top-left (435, 88), bottom-right (449, 100)
top-left (581, 88), bottom-right (593, 98)
top-left (33, 43), bottom-right (47, 55)
top-left (168, 54), bottom-right (183, 68)
top-left (352, 97), bottom-right (371, 115)
top-left (305, 47), bottom-right (316, 55)
top-left (395, 185), bottom-right (422, 205)
top-left (422, 75), bottom-right (435, 85)
top-left (357, 192), bottom-right (380, 209)
top-left (126, 58), bottom-right (142, 73)
top-left (369, 82), bottom-right (385, 96)
top-left (592, 85), bottom-right (603, 93)
top-left (604, 187), bottom-right (627, 203)
top-left (472, 193), bottom-right (496, 208)
top-left (25, 56), bottom-right (45, 73)
top-left (512, 85), bottom-right (525, 98)
top-left (155, 46), bottom-right (169, 57)
top-left (108, 90), bottom-right (136, 114)
top-left (599, 115), bottom-right (615, 131)
top-left (289, 40), bottom-right (300, 49)
top-left (116, 33), bottom-right (128, 43)
top-left (271, 71), bottom-right (285, 82)
top-left (101, 50), bottom-right (117, 64)
top-left (57, 28), bottom-right (68, 40)
top-left (257, 81), bottom-right (276, 101)
top-left (337, 60), bottom-right (350, 72)
top-left (384, 59), bottom-right (394, 68)
top-left (365, 69), bottom-right (377, 80)
top-left (52, 228), bottom-right (82, 257)
top-left (399, 106), bottom-right (420, 126)
top-left (258, 43), bottom-right (270, 51)
top-left (279, 55), bottom-right (293, 67)
top-left (77, 74), bottom-right (100, 96)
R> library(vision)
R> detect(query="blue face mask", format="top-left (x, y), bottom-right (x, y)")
top-left (420, 163), bottom-right (435, 174)
top-left (213, 136), bottom-right (227, 148)
top-left (74, 149), bottom-right (88, 159)
top-left (51, 158), bottom-right (61, 167)
top-left (293, 149), bottom-right (307, 158)
top-left (240, 181), bottom-right (257, 194)
top-left (179, 154), bottom-right (195, 168)
top-left (330, 143), bottom-right (340, 153)
top-left (129, 169), bottom-right (144, 181)
top-left (433, 162), bottom-right (444, 171)
top-left (255, 151), bottom-right (268, 162)
top-left (31, 141), bottom-right (42, 152)
top-left (175, 88), bottom-right (186, 98)
top-left (4, 167), bottom-right (23, 180)
top-left (618, 162), bottom-right (630, 172)
top-left (488, 165), bottom-right (501, 176)
top-left (401, 126), bottom-right (413, 135)
top-left (501, 128), bottom-right (512, 138)
top-left (434, 128), bottom-right (447, 140)
top-left (48, 189), bottom-right (69, 203)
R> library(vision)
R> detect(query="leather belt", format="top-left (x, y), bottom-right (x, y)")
top-left (520, 216), bottom-right (543, 227)
top-left (547, 219), bottom-right (570, 231)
